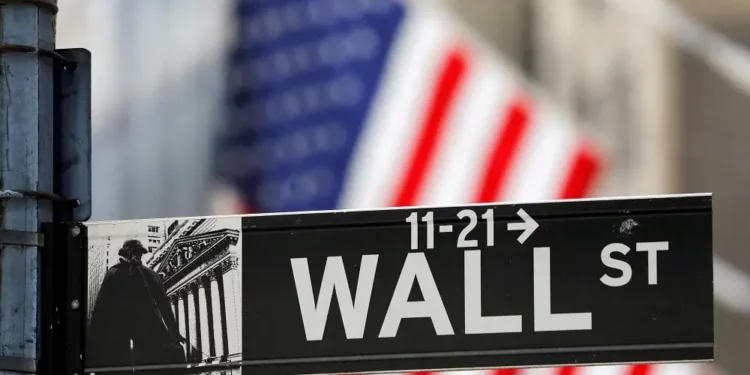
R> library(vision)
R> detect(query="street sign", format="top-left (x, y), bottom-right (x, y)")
top-left (76, 194), bottom-right (713, 375)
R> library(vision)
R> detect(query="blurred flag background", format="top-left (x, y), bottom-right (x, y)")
top-left (216, 0), bottom-right (601, 213)
top-left (57, 0), bottom-right (750, 375)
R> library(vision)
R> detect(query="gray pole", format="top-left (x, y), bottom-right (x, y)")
top-left (0, 0), bottom-right (56, 374)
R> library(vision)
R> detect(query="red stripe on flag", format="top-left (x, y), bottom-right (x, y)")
top-left (558, 141), bottom-right (602, 199)
top-left (392, 46), bottom-right (470, 207)
top-left (235, 202), bottom-right (254, 215)
top-left (490, 369), bottom-right (521, 375)
top-left (626, 364), bottom-right (653, 375)
top-left (474, 94), bottom-right (531, 203)
top-left (556, 366), bottom-right (579, 375)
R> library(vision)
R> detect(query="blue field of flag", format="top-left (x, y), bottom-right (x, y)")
top-left (218, 0), bottom-right (406, 212)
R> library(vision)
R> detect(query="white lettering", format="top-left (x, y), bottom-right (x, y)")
top-left (464, 250), bottom-right (522, 334)
top-left (636, 241), bottom-right (669, 285)
top-left (600, 243), bottom-right (632, 287)
top-left (290, 255), bottom-right (379, 341)
top-left (533, 247), bottom-right (592, 331)
top-left (379, 252), bottom-right (453, 338)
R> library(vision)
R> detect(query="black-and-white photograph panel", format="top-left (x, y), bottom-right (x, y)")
top-left (84, 216), bottom-right (242, 374)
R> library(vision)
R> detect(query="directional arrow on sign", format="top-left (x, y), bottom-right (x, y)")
top-left (507, 208), bottom-right (538, 244)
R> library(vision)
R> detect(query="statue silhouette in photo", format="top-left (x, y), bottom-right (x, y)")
top-left (87, 239), bottom-right (191, 371)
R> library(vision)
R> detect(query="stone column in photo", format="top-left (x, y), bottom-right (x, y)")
top-left (209, 271), bottom-right (224, 357)
top-left (181, 289), bottom-right (192, 358)
top-left (221, 256), bottom-right (241, 358)
top-left (190, 283), bottom-right (203, 355)
top-left (177, 291), bottom-right (187, 343)
top-left (198, 280), bottom-right (210, 355)
top-left (187, 286), bottom-right (199, 353)
top-left (215, 266), bottom-right (230, 359)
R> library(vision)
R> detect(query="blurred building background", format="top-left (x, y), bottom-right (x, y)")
top-left (56, 0), bottom-right (750, 375)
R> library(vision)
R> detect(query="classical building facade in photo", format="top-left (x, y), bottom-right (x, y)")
top-left (147, 218), bottom-right (242, 367)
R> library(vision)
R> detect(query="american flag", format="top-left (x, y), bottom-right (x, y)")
top-left (216, 1), bottom-right (714, 375)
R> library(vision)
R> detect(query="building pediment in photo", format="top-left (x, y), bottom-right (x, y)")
top-left (154, 227), bottom-right (240, 287)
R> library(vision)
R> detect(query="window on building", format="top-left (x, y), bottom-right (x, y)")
top-left (148, 225), bottom-right (159, 233)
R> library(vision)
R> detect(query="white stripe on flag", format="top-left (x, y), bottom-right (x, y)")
top-left (516, 367), bottom-right (564, 375)
top-left (576, 365), bottom-right (632, 375)
top-left (210, 182), bottom-right (247, 215)
top-left (417, 46), bottom-right (519, 206)
top-left (654, 363), bottom-right (706, 375)
top-left (501, 103), bottom-right (578, 202)
top-left (338, 6), bottom-right (455, 209)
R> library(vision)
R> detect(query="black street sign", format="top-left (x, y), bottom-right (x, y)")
top-left (76, 194), bottom-right (713, 375)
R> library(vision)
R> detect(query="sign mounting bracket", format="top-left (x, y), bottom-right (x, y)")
top-left (38, 222), bottom-right (86, 375)
top-left (0, 229), bottom-right (44, 247)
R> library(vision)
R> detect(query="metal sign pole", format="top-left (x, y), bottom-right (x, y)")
top-left (0, 0), bottom-right (90, 372)
top-left (0, 0), bottom-right (57, 373)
